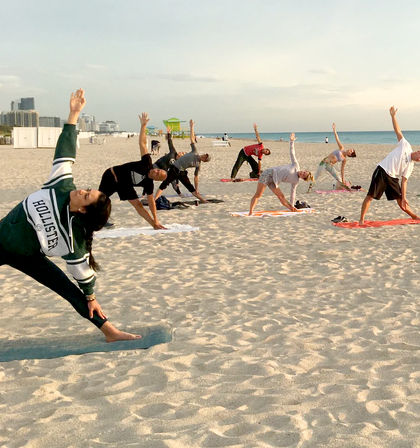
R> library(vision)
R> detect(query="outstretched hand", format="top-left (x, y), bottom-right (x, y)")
top-left (189, 119), bottom-right (194, 128)
top-left (289, 132), bottom-right (296, 142)
top-left (139, 112), bottom-right (150, 126)
top-left (253, 123), bottom-right (258, 130)
top-left (332, 122), bottom-right (336, 132)
top-left (70, 89), bottom-right (86, 113)
top-left (390, 106), bottom-right (398, 117)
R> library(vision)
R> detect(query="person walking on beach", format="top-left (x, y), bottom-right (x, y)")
top-left (249, 133), bottom-right (313, 215)
top-left (0, 89), bottom-right (139, 342)
top-left (155, 119), bottom-right (209, 203)
top-left (153, 127), bottom-right (185, 197)
top-left (98, 113), bottom-right (167, 229)
top-left (308, 123), bottom-right (356, 191)
top-left (359, 106), bottom-right (420, 225)
top-left (231, 123), bottom-right (271, 180)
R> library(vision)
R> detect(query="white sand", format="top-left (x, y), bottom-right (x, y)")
top-left (1, 135), bottom-right (420, 447)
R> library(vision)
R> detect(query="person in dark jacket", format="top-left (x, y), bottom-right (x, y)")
top-left (0, 89), bottom-right (140, 342)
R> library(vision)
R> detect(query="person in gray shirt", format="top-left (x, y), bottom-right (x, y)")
top-left (249, 133), bottom-right (313, 215)
top-left (155, 120), bottom-right (210, 203)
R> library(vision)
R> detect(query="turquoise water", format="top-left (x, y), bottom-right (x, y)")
top-left (204, 131), bottom-right (420, 145)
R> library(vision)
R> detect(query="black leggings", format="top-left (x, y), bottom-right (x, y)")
top-left (231, 149), bottom-right (259, 178)
top-left (0, 248), bottom-right (107, 328)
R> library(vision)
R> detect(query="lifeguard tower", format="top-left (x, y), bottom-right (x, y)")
top-left (163, 118), bottom-right (188, 138)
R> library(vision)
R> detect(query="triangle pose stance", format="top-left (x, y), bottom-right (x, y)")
top-left (0, 89), bottom-right (140, 342)
top-left (230, 123), bottom-right (271, 180)
top-left (98, 113), bottom-right (167, 229)
top-left (359, 106), bottom-right (420, 225)
top-left (153, 126), bottom-right (186, 197)
top-left (155, 119), bottom-right (210, 203)
top-left (308, 122), bottom-right (356, 191)
top-left (249, 133), bottom-right (313, 215)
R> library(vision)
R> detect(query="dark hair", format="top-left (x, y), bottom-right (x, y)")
top-left (348, 150), bottom-right (356, 158)
top-left (79, 193), bottom-right (111, 271)
top-left (265, 148), bottom-right (271, 155)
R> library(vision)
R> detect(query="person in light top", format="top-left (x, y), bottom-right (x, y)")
top-left (359, 106), bottom-right (420, 225)
top-left (155, 119), bottom-right (210, 203)
top-left (308, 122), bottom-right (356, 191)
top-left (248, 133), bottom-right (313, 215)
top-left (0, 89), bottom-right (140, 342)
top-left (230, 123), bottom-right (271, 180)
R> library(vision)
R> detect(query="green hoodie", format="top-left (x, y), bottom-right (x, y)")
top-left (0, 124), bottom-right (96, 295)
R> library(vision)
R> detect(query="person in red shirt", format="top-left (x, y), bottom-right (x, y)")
top-left (230, 123), bottom-right (271, 180)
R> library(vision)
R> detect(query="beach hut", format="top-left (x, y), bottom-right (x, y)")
top-left (163, 118), bottom-right (188, 137)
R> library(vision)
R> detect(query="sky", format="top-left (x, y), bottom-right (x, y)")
top-left (2, 0), bottom-right (420, 132)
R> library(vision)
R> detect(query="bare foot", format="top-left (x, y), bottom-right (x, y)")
top-left (358, 220), bottom-right (364, 226)
top-left (106, 331), bottom-right (141, 343)
top-left (100, 321), bottom-right (141, 342)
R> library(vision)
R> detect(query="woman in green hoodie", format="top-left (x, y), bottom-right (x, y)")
top-left (0, 89), bottom-right (139, 342)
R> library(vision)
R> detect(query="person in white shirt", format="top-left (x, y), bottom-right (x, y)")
top-left (359, 106), bottom-right (420, 225)
top-left (248, 133), bottom-right (313, 215)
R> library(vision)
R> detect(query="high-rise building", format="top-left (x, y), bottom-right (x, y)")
top-left (1, 110), bottom-right (39, 127)
top-left (99, 120), bottom-right (119, 133)
top-left (39, 116), bottom-right (61, 127)
top-left (78, 113), bottom-right (97, 132)
top-left (19, 97), bottom-right (35, 110)
top-left (10, 97), bottom-right (36, 111)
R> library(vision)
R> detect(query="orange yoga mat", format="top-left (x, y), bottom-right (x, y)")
top-left (334, 218), bottom-right (420, 228)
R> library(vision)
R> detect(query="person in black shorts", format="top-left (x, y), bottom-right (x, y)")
top-left (99, 113), bottom-right (167, 229)
top-left (155, 119), bottom-right (209, 203)
top-left (153, 127), bottom-right (186, 196)
top-left (359, 106), bottom-right (420, 225)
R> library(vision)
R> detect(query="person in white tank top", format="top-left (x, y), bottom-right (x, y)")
top-left (359, 106), bottom-right (420, 225)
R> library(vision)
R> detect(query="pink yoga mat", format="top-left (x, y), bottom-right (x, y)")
top-left (334, 218), bottom-right (420, 228)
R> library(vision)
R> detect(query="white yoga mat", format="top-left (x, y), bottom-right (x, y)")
top-left (230, 209), bottom-right (316, 218)
top-left (96, 223), bottom-right (199, 239)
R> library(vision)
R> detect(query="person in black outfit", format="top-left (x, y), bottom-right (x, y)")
top-left (99, 113), bottom-right (167, 229)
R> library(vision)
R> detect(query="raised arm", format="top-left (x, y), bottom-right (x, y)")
top-left (390, 106), bottom-right (404, 141)
top-left (189, 119), bottom-right (196, 145)
top-left (253, 123), bottom-right (262, 144)
top-left (48, 89), bottom-right (84, 183)
top-left (332, 123), bottom-right (344, 150)
top-left (67, 88), bottom-right (86, 124)
top-left (289, 132), bottom-right (298, 165)
top-left (166, 126), bottom-right (178, 157)
top-left (138, 112), bottom-right (150, 157)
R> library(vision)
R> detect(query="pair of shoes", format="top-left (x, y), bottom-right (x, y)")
top-left (295, 200), bottom-right (311, 209)
top-left (104, 221), bottom-right (114, 228)
top-left (351, 185), bottom-right (362, 190)
top-left (331, 216), bottom-right (348, 223)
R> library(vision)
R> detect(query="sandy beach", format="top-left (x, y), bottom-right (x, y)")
top-left (1, 134), bottom-right (420, 448)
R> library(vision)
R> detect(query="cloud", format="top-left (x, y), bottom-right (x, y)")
top-left (0, 75), bottom-right (20, 89)
top-left (85, 64), bottom-right (107, 70)
top-left (307, 68), bottom-right (337, 76)
top-left (128, 72), bottom-right (221, 83)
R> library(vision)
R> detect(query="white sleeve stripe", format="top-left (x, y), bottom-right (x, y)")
top-left (75, 275), bottom-right (95, 284)
top-left (53, 157), bottom-right (75, 165)
top-left (43, 174), bottom-right (73, 187)
top-left (66, 254), bottom-right (89, 265)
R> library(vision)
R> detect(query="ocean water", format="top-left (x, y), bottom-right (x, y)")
top-left (203, 131), bottom-right (420, 145)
